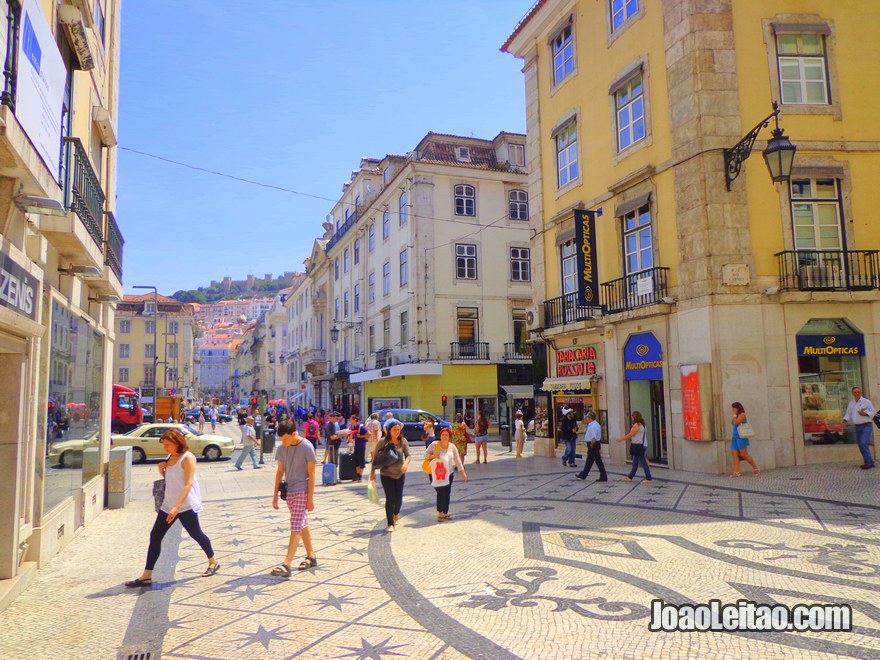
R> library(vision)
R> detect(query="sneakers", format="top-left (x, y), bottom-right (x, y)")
top-left (235, 466), bottom-right (243, 471)
top-left (386, 525), bottom-right (395, 532)
top-left (861, 464), bottom-right (876, 470)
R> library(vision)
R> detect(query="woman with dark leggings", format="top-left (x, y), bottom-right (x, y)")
top-left (125, 429), bottom-right (218, 587)
top-left (369, 421), bottom-right (411, 532)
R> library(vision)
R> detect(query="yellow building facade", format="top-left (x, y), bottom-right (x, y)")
top-left (0, 0), bottom-right (125, 607)
top-left (505, 0), bottom-right (879, 473)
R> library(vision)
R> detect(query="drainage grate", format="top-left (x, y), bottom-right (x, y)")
top-left (122, 654), bottom-right (151, 660)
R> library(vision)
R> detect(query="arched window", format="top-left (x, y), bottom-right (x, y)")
top-left (509, 189), bottom-right (529, 220)
top-left (454, 184), bottom-right (476, 216)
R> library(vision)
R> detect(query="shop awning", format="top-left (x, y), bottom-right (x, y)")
top-left (541, 376), bottom-right (592, 392)
top-left (501, 385), bottom-right (534, 398)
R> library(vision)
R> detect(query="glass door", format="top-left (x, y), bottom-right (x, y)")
top-left (454, 397), bottom-right (476, 428)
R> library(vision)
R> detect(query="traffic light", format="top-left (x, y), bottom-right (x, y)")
top-left (441, 395), bottom-right (447, 407)
top-left (251, 397), bottom-right (257, 405)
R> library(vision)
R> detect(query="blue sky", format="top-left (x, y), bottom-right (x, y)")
top-left (118, 0), bottom-right (534, 295)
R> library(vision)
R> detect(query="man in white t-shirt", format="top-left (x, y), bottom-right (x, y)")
top-left (575, 411), bottom-right (607, 482)
top-left (843, 387), bottom-right (875, 469)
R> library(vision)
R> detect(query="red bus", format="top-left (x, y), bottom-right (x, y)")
top-left (111, 384), bottom-right (143, 433)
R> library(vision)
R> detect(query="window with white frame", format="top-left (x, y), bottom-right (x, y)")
top-left (369, 272), bottom-right (375, 303)
top-left (383, 317), bottom-right (391, 349)
top-left (95, 0), bottom-right (106, 45)
top-left (777, 33), bottom-right (829, 105)
top-left (168, 321), bottom-right (179, 334)
top-left (509, 189), bottom-right (529, 220)
top-left (399, 249), bottom-right (408, 286)
top-left (455, 244), bottom-right (477, 280)
top-left (119, 343), bottom-right (130, 359)
top-left (168, 343), bottom-right (178, 359)
top-left (611, 0), bottom-right (639, 31)
top-left (509, 143), bottom-right (525, 167)
top-left (334, 258), bottom-right (340, 280)
top-left (400, 310), bottom-right (408, 345)
top-left (454, 184), bottom-right (476, 216)
top-left (790, 179), bottom-right (842, 250)
top-left (383, 211), bottom-right (390, 239)
top-left (354, 239), bottom-right (360, 264)
top-left (383, 262), bottom-right (391, 295)
top-left (119, 319), bottom-right (130, 334)
top-left (369, 224), bottom-right (375, 251)
top-left (343, 248), bottom-right (350, 273)
top-left (616, 74), bottom-right (645, 151)
top-left (334, 297), bottom-right (339, 320)
top-left (144, 301), bottom-right (155, 314)
top-left (622, 204), bottom-right (654, 275)
top-left (399, 192), bottom-right (408, 225)
top-left (552, 25), bottom-right (574, 85)
top-left (343, 291), bottom-right (349, 317)
top-left (368, 325), bottom-right (375, 353)
top-left (118, 367), bottom-right (128, 383)
top-left (510, 247), bottom-right (531, 282)
top-left (561, 240), bottom-right (577, 294)
top-left (354, 283), bottom-right (361, 313)
top-left (145, 320), bottom-right (155, 334)
top-left (144, 344), bottom-right (155, 359)
top-left (556, 122), bottom-right (578, 187)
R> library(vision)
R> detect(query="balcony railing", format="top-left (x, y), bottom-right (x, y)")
top-left (776, 250), bottom-right (880, 292)
top-left (325, 210), bottom-right (359, 251)
top-left (375, 348), bottom-right (393, 369)
top-left (63, 137), bottom-right (104, 248)
top-left (504, 342), bottom-right (531, 361)
top-left (450, 341), bottom-right (489, 361)
top-left (543, 292), bottom-right (603, 329)
top-left (336, 360), bottom-right (354, 376)
top-left (104, 211), bottom-right (123, 279)
top-left (601, 267), bottom-right (669, 314)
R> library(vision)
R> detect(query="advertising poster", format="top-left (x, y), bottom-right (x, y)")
top-left (681, 365), bottom-right (702, 440)
top-left (17, 0), bottom-right (66, 181)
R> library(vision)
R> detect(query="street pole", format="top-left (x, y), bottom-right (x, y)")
top-left (133, 285), bottom-right (159, 402)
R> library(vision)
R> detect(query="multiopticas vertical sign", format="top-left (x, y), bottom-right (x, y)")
top-left (574, 209), bottom-right (598, 306)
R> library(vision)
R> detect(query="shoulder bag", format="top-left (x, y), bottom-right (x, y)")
top-left (152, 478), bottom-right (166, 513)
top-left (372, 441), bottom-right (401, 469)
top-left (737, 421), bottom-right (756, 438)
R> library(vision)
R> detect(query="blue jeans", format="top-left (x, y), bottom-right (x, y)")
top-left (235, 444), bottom-right (258, 468)
top-left (854, 423), bottom-right (875, 466)
top-left (628, 449), bottom-right (653, 480)
top-left (561, 439), bottom-right (576, 465)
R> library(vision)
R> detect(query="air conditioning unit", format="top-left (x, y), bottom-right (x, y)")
top-left (525, 305), bottom-right (544, 331)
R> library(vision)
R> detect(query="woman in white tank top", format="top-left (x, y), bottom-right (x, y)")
top-left (615, 411), bottom-right (653, 483)
top-left (125, 428), bottom-right (219, 588)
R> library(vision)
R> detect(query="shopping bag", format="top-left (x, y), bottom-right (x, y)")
top-left (367, 480), bottom-right (381, 505)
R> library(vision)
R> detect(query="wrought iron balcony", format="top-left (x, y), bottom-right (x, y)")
top-left (601, 267), bottom-right (669, 314)
top-left (62, 137), bottom-right (104, 248)
top-left (450, 341), bottom-right (489, 361)
top-left (104, 211), bottom-right (123, 279)
top-left (504, 342), bottom-right (531, 361)
top-left (336, 360), bottom-right (355, 376)
top-left (776, 250), bottom-right (879, 292)
top-left (1, 1), bottom-right (19, 110)
top-left (325, 210), bottom-right (359, 251)
top-left (543, 292), bottom-right (602, 329)
top-left (375, 348), bottom-right (393, 369)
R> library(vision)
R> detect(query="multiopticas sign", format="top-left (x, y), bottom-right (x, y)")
top-left (796, 334), bottom-right (864, 357)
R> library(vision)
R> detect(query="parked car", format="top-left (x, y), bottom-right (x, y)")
top-left (141, 407), bottom-right (154, 424)
top-left (110, 423), bottom-right (235, 463)
top-left (184, 409), bottom-right (232, 424)
top-left (47, 430), bottom-right (100, 468)
top-left (373, 409), bottom-right (452, 444)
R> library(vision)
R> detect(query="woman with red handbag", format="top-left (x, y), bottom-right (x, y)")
top-left (426, 427), bottom-right (468, 521)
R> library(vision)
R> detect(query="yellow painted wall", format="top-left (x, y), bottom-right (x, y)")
top-left (362, 364), bottom-right (498, 416)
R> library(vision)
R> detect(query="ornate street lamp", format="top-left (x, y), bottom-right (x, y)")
top-left (724, 102), bottom-right (796, 191)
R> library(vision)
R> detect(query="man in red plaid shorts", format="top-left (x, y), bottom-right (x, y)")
top-left (271, 419), bottom-right (317, 577)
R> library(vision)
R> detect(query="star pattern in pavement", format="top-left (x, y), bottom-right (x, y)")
top-left (310, 591), bottom-right (360, 611)
top-left (228, 557), bottom-right (259, 569)
top-left (233, 623), bottom-right (293, 650)
top-left (226, 583), bottom-right (273, 602)
top-left (335, 636), bottom-right (408, 659)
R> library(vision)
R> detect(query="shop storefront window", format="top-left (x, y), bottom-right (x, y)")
top-left (44, 301), bottom-right (104, 513)
top-left (797, 319), bottom-right (863, 447)
top-left (478, 396), bottom-right (497, 426)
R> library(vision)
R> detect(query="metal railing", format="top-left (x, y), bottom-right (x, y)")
top-left (63, 137), bottom-right (104, 248)
top-left (375, 348), bottom-right (393, 369)
top-left (504, 342), bottom-right (531, 360)
top-left (776, 250), bottom-right (880, 291)
top-left (450, 341), bottom-right (489, 360)
top-left (104, 211), bottom-right (123, 279)
top-left (325, 210), bottom-right (359, 251)
top-left (543, 292), bottom-right (603, 328)
top-left (336, 360), bottom-right (354, 376)
top-left (1, 1), bottom-right (20, 110)
top-left (601, 266), bottom-right (669, 314)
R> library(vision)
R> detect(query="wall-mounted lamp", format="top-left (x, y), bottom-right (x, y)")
top-left (724, 102), bottom-right (796, 191)
top-left (330, 319), bottom-right (362, 343)
top-left (15, 194), bottom-right (66, 216)
top-left (589, 373), bottom-right (603, 383)
top-left (58, 265), bottom-right (102, 278)
top-left (661, 296), bottom-right (677, 304)
top-left (89, 294), bottom-right (120, 304)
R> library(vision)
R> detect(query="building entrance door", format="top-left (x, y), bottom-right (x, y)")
top-left (0, 335), bottom-right (27, 579)
top-left (454, 397), bottom-right (476, 428)
top-left (627, 379), bottom-right (667, 464)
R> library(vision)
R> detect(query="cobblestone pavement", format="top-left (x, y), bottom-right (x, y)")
top-left (2, 430), bottom-right (878, 659)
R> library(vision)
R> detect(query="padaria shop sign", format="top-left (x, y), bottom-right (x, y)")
top-left (555, 345), bottom-right (598, 377)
